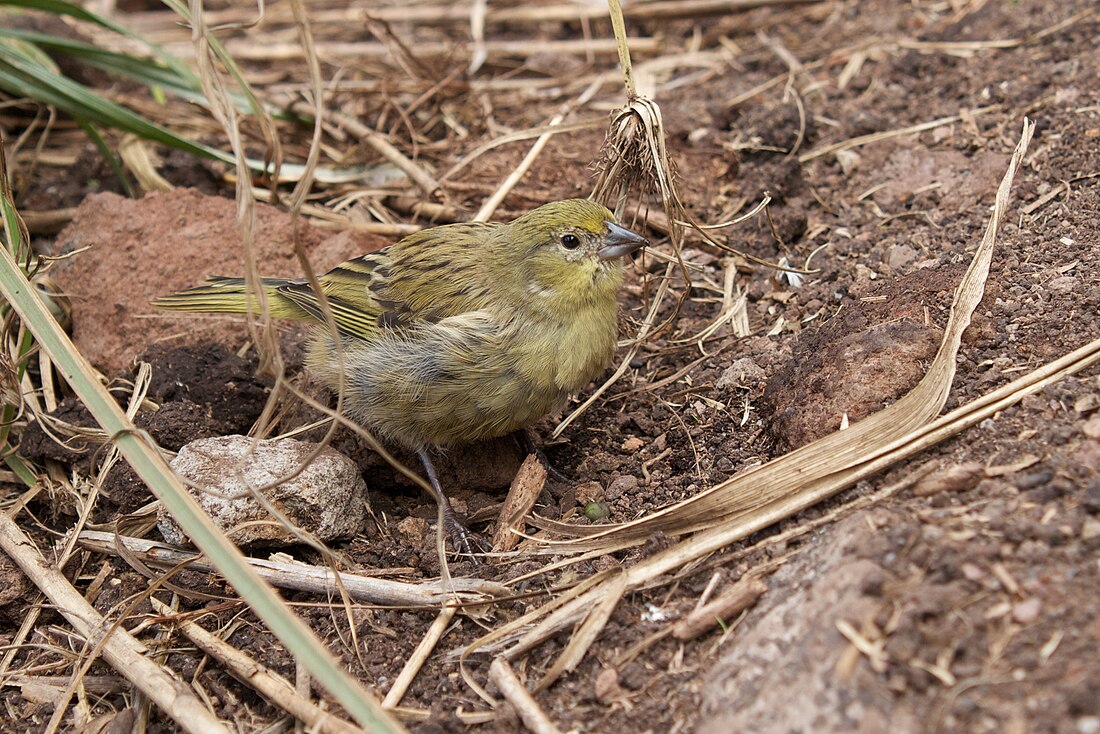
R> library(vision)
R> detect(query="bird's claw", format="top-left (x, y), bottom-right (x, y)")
top-left (442, 509), bottom-right (489, 561)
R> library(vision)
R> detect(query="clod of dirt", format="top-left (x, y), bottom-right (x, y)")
top-left (158, 435), bottom-right (368, 546)
top-left (0, 553), bottom-right (31, 608)
top-left (137, 342), bottom-right (272, 437)
top-left (761, 316), bottom-right (943, 451)
top-left (17, 398), bottom-right (98, 466)
top-left (47, 189), bottom-right (386, 375)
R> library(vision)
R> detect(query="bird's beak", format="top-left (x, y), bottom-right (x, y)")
top-left (597, 222), bottom-right (649, 260)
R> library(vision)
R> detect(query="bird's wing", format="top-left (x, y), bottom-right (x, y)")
top-left (276, 222), bottom-right (500, 341)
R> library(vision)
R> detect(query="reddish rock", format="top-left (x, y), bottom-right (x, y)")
top-left (49, 189), bottom-right (387, 374)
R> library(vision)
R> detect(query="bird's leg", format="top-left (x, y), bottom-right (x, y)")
top-left (415, 448), bottom-right (484, 558)
top-left (512, 429), bottom-right (572, 484)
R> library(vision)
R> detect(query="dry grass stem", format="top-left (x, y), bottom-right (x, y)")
top-left (0, 513), bottom-right (228, 734)
top-left (188, 37), bottom-right (660, 63)
top-left (799, 106), bottom-right (998, 162)
top-left (288, 102), bottom-right (441, 197)
top-left (18, 208), bottom-right (77, 235)
top-left (382, 604), bottom-right (459, 709)
top-left (488, 659), bottom-right (565, 734)
top-left (148, 598), bottom-right (364, 734)
top-left (475, 78), bottom-right (605, 221)
top-left (138, 0), bottom-right (821, 28)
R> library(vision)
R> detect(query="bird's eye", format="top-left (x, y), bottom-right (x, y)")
top-left (560, 234), bottom-right (581, 250)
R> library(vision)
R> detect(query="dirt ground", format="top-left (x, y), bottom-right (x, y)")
top-left (3, 0), bottom-right (1100, 732)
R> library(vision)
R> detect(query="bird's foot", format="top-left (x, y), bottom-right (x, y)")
top-left (441, 507), bottom-right (489, 560)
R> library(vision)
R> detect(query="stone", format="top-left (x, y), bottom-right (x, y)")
top-left (886, 244), bottom-right (918, 271)
top-left (158, 435), bottom-right (368, 546)
top-left (1011, 598), bottom-right (1042, 625)
top-left (716, 357), bottom-right (766, 390)
top-left (605, 475), bottom-right (639, 500)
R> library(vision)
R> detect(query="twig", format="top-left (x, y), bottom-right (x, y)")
top-left (148, 598), bottom-right (364, 734)
top-left (488, 659), bottom-right (564, 734)
top-left (78, 531), bottom-right (506, 606)
top-left (671, 576), bottom-right (767, 640)
top-left (143, 0), bottom-right (822, 27)
top-left (798, 106), bottom-right (998, 162)
top-left (474, 78), bottom-right (603, 221)
top-left (20, 208), bottom-right (77, 234)
top-left (208, 37), bottom-right (661, 62)
top-left (0, 513), bottom-right (229, 734)
top-left (290, 102), bottom-right (441, 197)
top-left (382, 604), bottom-right (458, 709)
top-left (492, 455), bottom-right (547, 553)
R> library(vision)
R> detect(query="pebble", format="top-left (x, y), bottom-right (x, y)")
top-left (835, 149), bottom-right (861, 175)
top-left (1011, 597), bottom-right (1042, 625)
top-left (396, 516), bottom-right (429, 542)
top-left (716, 357), bottom-right (766, 390)
top-left (1081, 518), bottom-right (1100, 549)
top-left (1084, 415), bottom-right (1100, 440)
top-left (1078, 717), bottom-right (1100, 734)
top-left (585, 501), bottom-right (610, 521)
top-left (886, 244), bottom-right (918, 271)
top-left (606, 475), bottom-right (639, 500)
top-left (620, 436), bottom-right (645, 453)
top-left (1081, 481), bottom-right (1100, 514)
top-left (1015, 469), bottom-right (1054, 490)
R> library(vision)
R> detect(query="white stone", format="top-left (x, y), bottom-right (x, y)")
top-left (158, 435), bottom-right (368, 546)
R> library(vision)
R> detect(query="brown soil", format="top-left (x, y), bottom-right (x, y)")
top-left (3, 1), bottom-right (1099, 733)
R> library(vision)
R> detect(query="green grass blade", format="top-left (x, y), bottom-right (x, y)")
top-left (0, 46), bottom-right (232, 163)
top-left (0, 27), bottom-right (204, 102)
top-left (0, 0), bottom-right (199, 84)
top-left (4, 454), bottom-right (38, 487)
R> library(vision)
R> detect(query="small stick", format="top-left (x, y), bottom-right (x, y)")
top-left (78, 531), bottom-right (506, 606)
top-left (488, 659), bottom-right (564, 734)
top-left (492, 455), bottom-right (547, 554)
top-left (672, 576), bottom-right (767, 640)
top-left (474, 75), bottom-right (603, 221)
top-left (214, 37), bottom-right (660, 63)
top-left (799, 106), bottom-right (998, 162)
top-left (0, 513), bottom-right (229, 734)
top-left (20, 207), bottom-right (77, 234)
top-left (149, 598), bottom-right (363, 734)
top-left (142, 0), bottom-right (821, 27)
top-left (290, 102), bottom-right (441, 198)
top-left (382, 604), bottom-right (458, 708)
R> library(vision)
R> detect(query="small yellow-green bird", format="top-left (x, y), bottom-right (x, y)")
top-left (156, 199), bottom-right (647, 553)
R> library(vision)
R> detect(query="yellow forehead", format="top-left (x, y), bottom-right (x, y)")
top-left (516, 199), bottom-right (615, 235)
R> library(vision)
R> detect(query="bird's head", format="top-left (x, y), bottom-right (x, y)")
top-left (502, 199), bottom-right (648, 306)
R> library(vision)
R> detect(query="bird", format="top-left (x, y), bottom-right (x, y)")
top-left (155, 198), bottom-right (648, 554)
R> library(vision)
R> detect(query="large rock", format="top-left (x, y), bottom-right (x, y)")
top-left (696, 512), bottom-right (920, 733)
top-left (158, 435), bottom-right (368, 546)
top-left (48, 189), bottom-right (386, 374)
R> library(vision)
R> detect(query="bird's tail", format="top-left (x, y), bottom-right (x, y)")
top-left (154, 276), bottom-right (309, 320)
